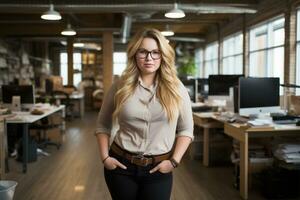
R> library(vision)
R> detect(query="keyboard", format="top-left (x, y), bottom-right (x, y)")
top-left (192, 106), bottom-right (213, 112)
top-left (272, 115), bottom-right (300, 124)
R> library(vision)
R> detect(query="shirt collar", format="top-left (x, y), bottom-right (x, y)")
top-left (138, 76), bottom-right (158, 93)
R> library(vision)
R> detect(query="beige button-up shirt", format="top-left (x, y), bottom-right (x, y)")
top-left (95, 79), bottom-right (194, 155)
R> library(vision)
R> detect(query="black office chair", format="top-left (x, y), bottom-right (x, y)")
top-left (51, 90), bottom-right (75, 120)
top-left (35, 91), bottom-right (54, 104)
top-left (29, 114), bottom-right (63, 150)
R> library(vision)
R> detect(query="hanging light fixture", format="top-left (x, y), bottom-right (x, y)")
top-left (161, 25), bottom-right (175, 36)
top-left (73, 42), bottom-right (84, 47)
top-left (165, 3), bottom-right (185, 19)
top-left (41, 4), bottom-right (62, 21)
top-left (61, 23), bottom-right (76, 36)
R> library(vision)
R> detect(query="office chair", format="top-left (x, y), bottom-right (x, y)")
top-left (51, 90), bottom-right (75, 120)
top-left (29, 114), bottom-right (63, 150)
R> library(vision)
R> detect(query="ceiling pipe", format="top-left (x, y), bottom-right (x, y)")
top-left (120, 14), bottom-right (132, 44)
top-left (0, 4), bottom-right (257, 14)
top-left (168, 36), bottom-right (205, 43)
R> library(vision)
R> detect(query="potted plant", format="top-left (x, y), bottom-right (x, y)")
top-left (177, 54), bottom-right (196, 78)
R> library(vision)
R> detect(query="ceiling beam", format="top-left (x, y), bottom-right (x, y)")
top-left (0, 3), bottom-right (257, 14)
top-left (0, 24), bottom-right (120, 37)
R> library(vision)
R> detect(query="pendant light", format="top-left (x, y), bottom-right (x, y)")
top-left (165, 3), bottom-right (185, 19)
top-left (161, 25), bottom-right (175, 36)
top-left (41, 4), bottom-right (62, 21)
top-left (61, 23), bottom-right (76, 36)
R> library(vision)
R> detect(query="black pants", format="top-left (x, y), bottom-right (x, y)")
top-left (104, 151), bottom-right (173, 200)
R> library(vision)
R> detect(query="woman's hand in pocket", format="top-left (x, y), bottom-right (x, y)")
top-left (103, 157), bottom-right (127, 170)
top-left (149, 160), bottom-right (174, 174)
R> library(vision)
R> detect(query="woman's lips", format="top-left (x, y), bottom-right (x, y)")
top-left (144, 64), bottom-right (153, 68)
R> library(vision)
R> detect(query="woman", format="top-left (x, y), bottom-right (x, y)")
top-left (95, 28), bottom-right (194, 200)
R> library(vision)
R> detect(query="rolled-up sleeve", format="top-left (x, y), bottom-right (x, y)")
top-left (176, 83), bottom-right (194, 140)
top-left (94, 82), bottom-right (118, 136)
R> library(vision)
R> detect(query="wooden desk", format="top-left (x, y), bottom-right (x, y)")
top-left (224, 123), bottom-right (300, 200)
top-left (193, 112), bottom-right (223, 166)
top-left (36, 92), bottom-right (84, 118)
top-left (6, 105), bottom-right (65, 173)
top-left (64, 92), bottom-right (84, 118)
top-left (0, 118), bottom-right (5, 179)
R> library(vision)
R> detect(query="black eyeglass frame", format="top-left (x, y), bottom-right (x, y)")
top-left (135, 48), bottom-right (162, 60)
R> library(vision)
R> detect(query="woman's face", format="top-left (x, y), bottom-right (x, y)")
top-left (135, 37), bottom-right (162, 76)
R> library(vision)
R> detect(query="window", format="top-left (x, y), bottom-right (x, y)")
top-left (113, 52), bottom-right (127, 76)
top-left (204, 42), bottom-right (218, 78)
top-left (249, 17), bottom-right (284, 92)
top-left (296, 10), bottom-right (300, 94)
top-left (195, 48), bottom-right (204, 78)
top-left (60, 53), bottom-right (68, 85)
top-left (60, 52), bottom-right (82, 86)
top-left (222, 33), bottom-right (243, 74)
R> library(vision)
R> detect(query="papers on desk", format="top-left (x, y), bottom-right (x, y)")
top-left (248, 119), bottom-right (273, 126)
top-left (274, 144), bottom-right (300, 163)
top-left (33, 103), bottom-right (51, 109)
top-left (8, 112), bottom-right (30, 121)
top-left (231, 139), bottom-right (273, 164)
top-left (195, 112), bottom-right (215, 118)
top-left (247, 119), bottom-right (275, 130)
top-left (191, 102), bottom-right (205, 107)
top-left (0, 108), bottom-right (10, 115)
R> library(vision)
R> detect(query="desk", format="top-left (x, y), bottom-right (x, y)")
top-left (36, 92), bottom-right (84, 118)
top-left (224, 122), bottom-right (300, 200)
top-left (193, 112), bottom-right (223, 166)
top-left (6, 105), bottom-right (65, 173)
top-left (62, 92), bottom-right (84, 118)
top-left (0, 118), bottom-right (6, 179)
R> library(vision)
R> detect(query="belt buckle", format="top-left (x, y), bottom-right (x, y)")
top-left (131, 153), bottom-right (149, 167)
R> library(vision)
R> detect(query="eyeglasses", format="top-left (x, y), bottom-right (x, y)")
top-left (136, 49), bottom-right (161, 60)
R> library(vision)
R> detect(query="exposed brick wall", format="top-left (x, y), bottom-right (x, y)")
top-left (242, 15), bottom-right (249, 76)
top-left (284, 5), bottom-right (297, 85)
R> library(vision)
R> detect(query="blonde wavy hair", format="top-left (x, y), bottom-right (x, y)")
top-left (113, 28), bottom-right (182, 122)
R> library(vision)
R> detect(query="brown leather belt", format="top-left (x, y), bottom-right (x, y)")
top-left (110, 142), bottom-right (171, 167)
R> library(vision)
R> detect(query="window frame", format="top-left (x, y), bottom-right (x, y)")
top-left (248, 15), bottom-right (285, 77)
top-left (221, 32), bottom-right (243, 74)
top-left (59, 51), bottom-right (82, 86)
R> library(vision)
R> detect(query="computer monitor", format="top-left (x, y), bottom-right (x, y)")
top-left (207, 74), bottom-right (244, 108)
top-left (197, 78), bottom-right (208, 98)
top-left (239, 77), bottom-right (280, 117)
top-left (1, 85), bottom-right (35, 109)
top-left (208, 74), bottom-right (244, 96)
top-left (45, 78), bottom-right (53, 95)
top-left (181, 78), bottom-right (197, 102)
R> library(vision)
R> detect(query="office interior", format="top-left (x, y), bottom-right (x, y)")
top-left (1, 0), bottom-right (300, 199)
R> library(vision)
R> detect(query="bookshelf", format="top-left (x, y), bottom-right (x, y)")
top-left (0, 45), bottom-right (34, 85)
top-left (81, 51), bottom-right (103, 110)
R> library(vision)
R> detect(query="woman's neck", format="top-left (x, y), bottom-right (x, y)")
top-left (140, 73), bottom-right (156, 87)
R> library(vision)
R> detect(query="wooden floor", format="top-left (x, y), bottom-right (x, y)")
top-left (5, 112), bottom-right (267, 200)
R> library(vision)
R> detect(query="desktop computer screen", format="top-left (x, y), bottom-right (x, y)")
top-left (207, 75), bottom-right (244, 110)
top-left (1, 85), bottom-right (35, 109)
top-left (239, 77), bottom-right (280, 116)
top-left (208, 74), bottom-right (244, 96)
top-left (45, 78), bottom-right (53, 95)
top-left (197, 78), bottom-right (208, 98)
top-left (181, 78), bottom-right (197, 102)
